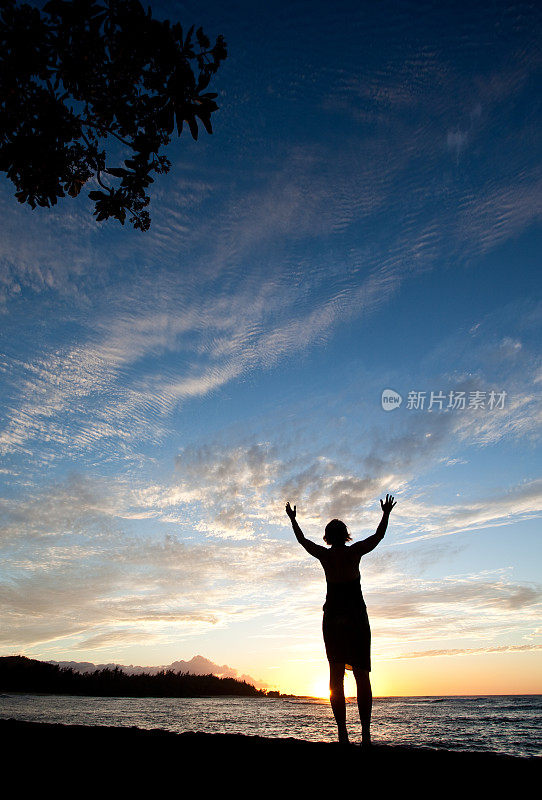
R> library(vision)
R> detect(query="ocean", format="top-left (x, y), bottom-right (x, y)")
top-left (1, 693), bottom-right (540, 758)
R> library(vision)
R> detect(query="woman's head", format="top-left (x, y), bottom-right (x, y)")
top-left (323, 518), bottom-right (351, 546)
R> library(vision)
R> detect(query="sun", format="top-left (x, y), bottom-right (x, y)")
top-left (311, 678), bottom-right (331, 699)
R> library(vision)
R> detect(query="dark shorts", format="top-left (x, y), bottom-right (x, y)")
top-left (322, 605), bottom-right (371, 672)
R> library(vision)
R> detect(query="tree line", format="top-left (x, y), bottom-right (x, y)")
top-left (0, 656), bottom-right (264, 697)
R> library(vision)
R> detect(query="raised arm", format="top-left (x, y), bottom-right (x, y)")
top-left (285, 502), bottom-right (326, 559)
top-left (354, 494), bottom-right (397, 556)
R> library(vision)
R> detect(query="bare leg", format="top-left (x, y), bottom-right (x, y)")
top-left (353, 667), bottom-right (372, 746)
top-left (329, 661), bottom-right (349, 743)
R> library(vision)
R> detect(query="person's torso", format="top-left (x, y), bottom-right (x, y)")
top-left (319, 544), bottom-right (361, 583)
top-left (320, 545), bottom-right (366, 614)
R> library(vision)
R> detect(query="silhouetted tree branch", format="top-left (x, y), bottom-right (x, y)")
top-left (0, 0), bottom-right (227, 230)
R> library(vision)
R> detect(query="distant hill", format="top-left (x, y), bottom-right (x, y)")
top-left (47, 654), bottom-right (267, 689)
top-left (0, 656), bottom-right (265, 698)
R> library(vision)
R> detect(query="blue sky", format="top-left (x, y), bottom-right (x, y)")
top-left (0, 0), bottom-right (541, 695)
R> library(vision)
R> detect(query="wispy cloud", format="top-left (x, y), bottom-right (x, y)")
top-left (2, 449), bottom-right (540, 659)
top-left (393, 643), bottom-right (542, 659)
top-left (394, 478), bottom-right (542, 543)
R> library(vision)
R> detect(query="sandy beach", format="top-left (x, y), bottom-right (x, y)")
top-left (2, 718), bottom-right (539, 793)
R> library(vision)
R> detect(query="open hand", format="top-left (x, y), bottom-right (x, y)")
top-left (285, 502), bottom-right (296, 520)
top-left (380, 493), bottom-right (396, 515)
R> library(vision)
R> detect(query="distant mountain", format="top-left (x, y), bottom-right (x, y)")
top-left (48, 654), bottom-right (268, 689)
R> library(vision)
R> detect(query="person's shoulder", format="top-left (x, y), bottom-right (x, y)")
top-left (301, 537), bottom-right (328, 560)
top-left (316, 542), bottom-right (330, 557)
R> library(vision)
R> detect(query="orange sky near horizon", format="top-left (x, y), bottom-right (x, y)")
top-left (264, 650), bottom-right (542, 698)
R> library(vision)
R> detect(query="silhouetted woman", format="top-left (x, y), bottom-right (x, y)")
top-left (285, 494), bottom-right (396, 745)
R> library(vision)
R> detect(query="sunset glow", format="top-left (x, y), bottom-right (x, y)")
top-left (311, 678), bottom-right (331, 700)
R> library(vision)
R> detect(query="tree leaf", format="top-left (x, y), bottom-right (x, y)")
top-left (187, 116), bottom-right (198, 140)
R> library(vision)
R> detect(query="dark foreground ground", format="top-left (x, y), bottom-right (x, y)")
top-left (2, 718), bottom-right (539, 794)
